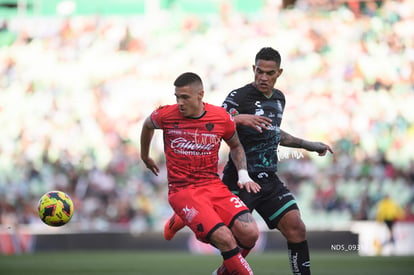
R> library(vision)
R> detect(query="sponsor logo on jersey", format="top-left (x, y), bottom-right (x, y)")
top-left (182, 205), bottom-right (199, 223)
top-left (229, 108), bottom-right (239, 116)
top-left (169, 129), bottom-right (221, 156)
top-left (171, 137), bottom-right (215, 151)
top-left (254, 101), bottom-right (264, 116)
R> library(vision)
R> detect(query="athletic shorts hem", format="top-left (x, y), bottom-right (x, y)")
top-left (205, 222), bottom-right (226, 242)
top-left (228, 209), bottom-right (250, 229)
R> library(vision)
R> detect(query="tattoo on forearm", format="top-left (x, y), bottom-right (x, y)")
top-left (231, 146), bottom-right (248, 170)
top-left (280, 130), bottom-right (302, 148)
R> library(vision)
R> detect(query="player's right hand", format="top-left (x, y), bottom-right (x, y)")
top-left (142, 157), bottom-right (160, 176)
top-left (234, 114), bottom-right (272, 133)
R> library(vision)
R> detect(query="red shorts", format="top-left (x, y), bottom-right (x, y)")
top-left (168, 179), bottom-right (250, 243)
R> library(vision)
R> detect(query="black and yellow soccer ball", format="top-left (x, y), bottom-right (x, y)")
top-left (37, 191), bottom-right (74, 227)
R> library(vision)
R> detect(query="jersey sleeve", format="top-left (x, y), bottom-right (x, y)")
top-left (150, 105), bottom-right (168, 128)
top-left (276, 89), bottom-right (287, 111)
top-left (222, 89), bottom-right (243, 117)
top-left (222, 111), bottom-right (237, 141)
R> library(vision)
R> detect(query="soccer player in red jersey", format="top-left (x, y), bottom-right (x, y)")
top-left (140, 72), bottom-right (261, 275)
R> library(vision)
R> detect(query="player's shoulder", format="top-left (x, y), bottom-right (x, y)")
top-left (272, 88), bottom-right (286, 101)
top-left (152, 104), bottom-right (178, 117)
top-left (205, 103), bottom-right (234, 123)
top-left (228, 83), bottom-right (254, 97)
top-left (223, 83), bottom-right (253, 105)
top-left (154, 104), bottom-right (176, 112)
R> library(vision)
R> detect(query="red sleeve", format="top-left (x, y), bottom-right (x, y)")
top-left (150, 105), bottom-right (168, 128)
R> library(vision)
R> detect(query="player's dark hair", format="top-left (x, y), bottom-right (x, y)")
top-left (255, 47), bottom-right (281, 67)
top-left (174, 72), bottom-right (203, 88)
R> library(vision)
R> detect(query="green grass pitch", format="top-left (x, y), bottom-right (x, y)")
top-left (1, 251), bottom-right (413, 274)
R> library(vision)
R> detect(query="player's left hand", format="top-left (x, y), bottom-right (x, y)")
top-left (303, 141), bottom-right (333, 156)
top-left (314, 142), bottom-right (333, 156)
top-left (238, 180), bottom-right (261, 193)
top-left (317, 143), bottom-right (333, 156)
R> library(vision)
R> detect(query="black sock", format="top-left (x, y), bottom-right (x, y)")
top-left (288, 240), bottom-right (311, 275)
top-left (221, 247), bottom-right (240, 260)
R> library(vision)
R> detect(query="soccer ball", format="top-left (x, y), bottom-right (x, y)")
top-left (37, 191), bottom-right (74, 226)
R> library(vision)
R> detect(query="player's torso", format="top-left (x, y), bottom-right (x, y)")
top-left (223, 84), bottom-right (285, 174)
top-left (154, 104), bottom-right (234, 191)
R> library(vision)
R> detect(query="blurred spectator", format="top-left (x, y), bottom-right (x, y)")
top-left (375, 194), bottom-right (405, 251)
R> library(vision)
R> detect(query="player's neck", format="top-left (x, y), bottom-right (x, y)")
top-left (252, 83), bottom-right (274, 98)
top-left (185, 104), bottom-right (206, 119)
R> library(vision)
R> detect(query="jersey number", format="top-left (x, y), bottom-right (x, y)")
top-left (230, 197), bottom-right (246, 208)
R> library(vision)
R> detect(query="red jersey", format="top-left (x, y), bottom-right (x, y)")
top-left (150, 103), bottom-right (236, 193)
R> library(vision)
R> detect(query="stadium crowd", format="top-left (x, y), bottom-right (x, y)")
top-left (0, 0), bottom-right (413, 233)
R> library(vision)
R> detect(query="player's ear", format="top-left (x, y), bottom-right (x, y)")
top-left (198, 89), bottom-right (204, 99)
top-left (277, 68), bottom-right (283, 77)
top-left (252, 65), bottom-right (256, 72)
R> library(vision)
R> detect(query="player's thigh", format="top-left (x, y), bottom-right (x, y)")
top-left (213, 192), bottom-right (251, 226)
top-left (277, 209), bottom-right (306, 239)
top-left (276, 209), bottom-right (307, 243)
top-left (255, 187), bottom-right (299, 229)
top-left (169, 188), bottom-right (223, 241)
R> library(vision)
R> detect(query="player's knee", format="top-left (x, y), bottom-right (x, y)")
top-left (279, 212), bottom-right (307, 242)
top-left (245, 229), bottom-right (259, 248)
top-left (246, 220), bottom-right (259, 242)
top-left (294, 221), bottom-right (307, 239)
top-left (286, 220), bottom-right (306, 241)
top-left (210, 225), bottom-right (238, 251)
top-left (238, 225), bottom-right (259, 248)
top-left (232, 214), bottom-right (259, 248)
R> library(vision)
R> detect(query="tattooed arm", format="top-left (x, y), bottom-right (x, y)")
top-left (280, 129), bottom-right (333, 156)
top-left (225, 132), bottom-right (261, 193)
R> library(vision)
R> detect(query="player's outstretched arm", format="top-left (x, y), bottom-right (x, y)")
top-left (280, 129), bottom-right (333, 156)
top-left (140, 116), bottom-right (160, 176)
top-left (225, 132), bottom-right (261, 193)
